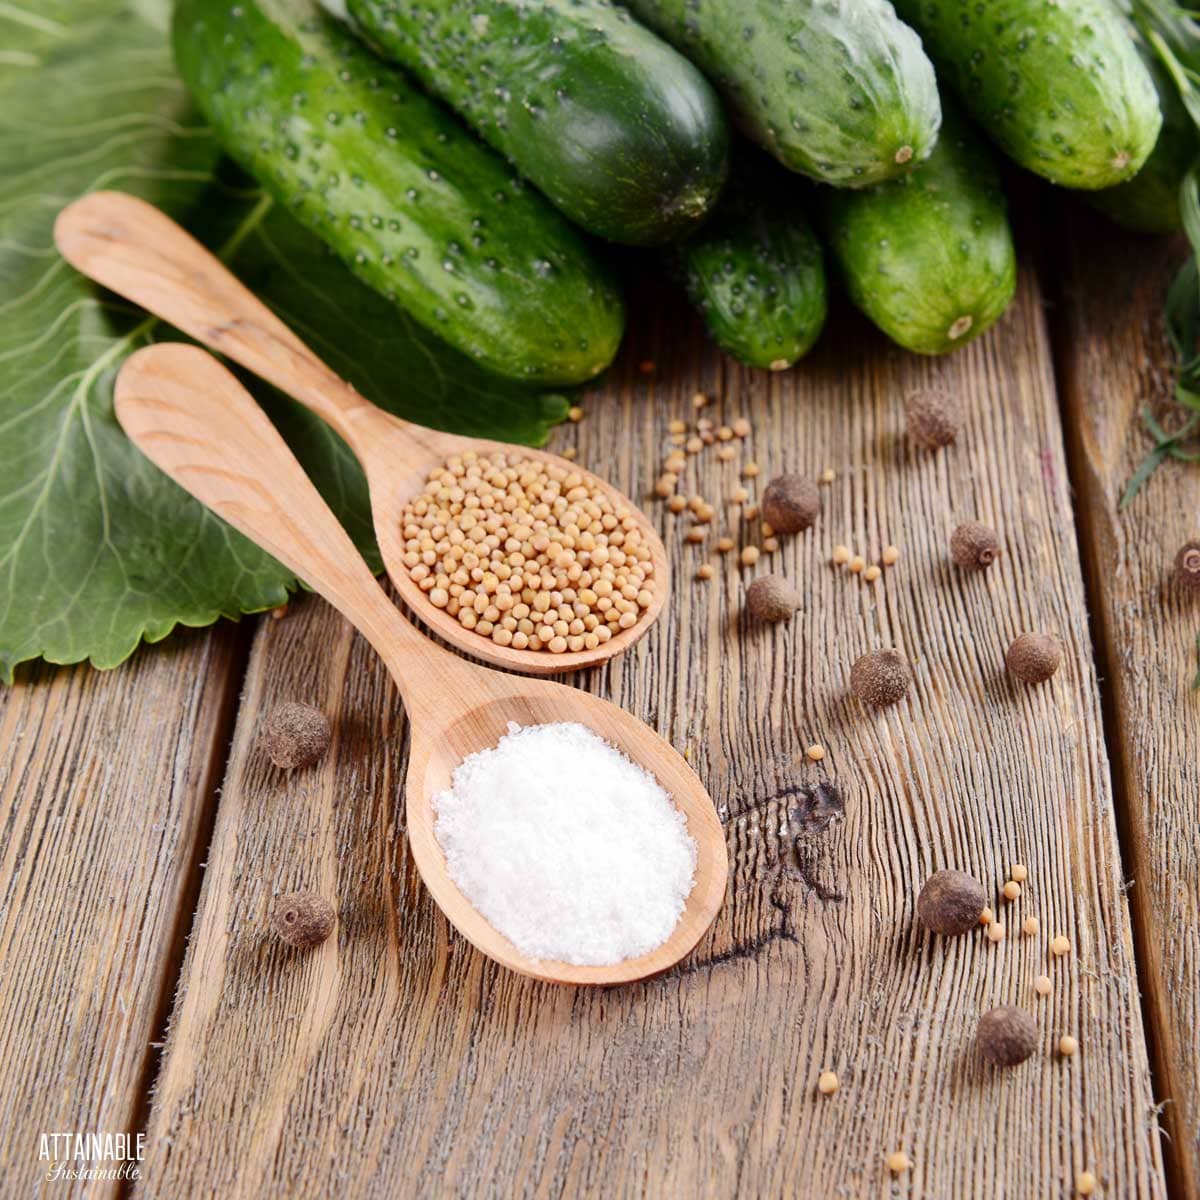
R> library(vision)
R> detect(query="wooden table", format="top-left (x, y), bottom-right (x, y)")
top-left (2, 209), bottom-right (1197, 1199)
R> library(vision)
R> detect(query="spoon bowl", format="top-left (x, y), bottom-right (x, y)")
top-left (54, 189), bottom-right (668, 674)
top-left (113, 343), bottom-right (726, 985)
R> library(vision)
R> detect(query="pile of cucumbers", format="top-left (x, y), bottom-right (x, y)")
top-left (173, 0), bottom-right (1171, 383)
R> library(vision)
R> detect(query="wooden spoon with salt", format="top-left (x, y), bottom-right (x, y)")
top-left (114, 344), bottom-right (726, 985)
top-left (54, 190), bottom-right (668, 675)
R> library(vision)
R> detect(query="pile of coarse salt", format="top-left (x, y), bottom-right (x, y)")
top-left (433, 722), bottom-right (697, 966)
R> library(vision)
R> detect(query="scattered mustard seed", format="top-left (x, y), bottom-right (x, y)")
top-left (762, 522), bottom-right (775, 537)
top-left (701, 429), bottom-right (716, 445)
top-left (567, 405), bottom-right (585, 422)
top-left (732, 487), bottom-right (750, 504)
top-left (717, 446), bottom-right (737, 462)
top-left (639, 360), bottom-right (655, 374)
top-left (732, 417), bottom-right (751, 438)
top-left (692, 391), bottom-right (708, 408)
top-left (664, 451), bottom-right (686, 473)
top-left (717, 425), bottom-right (734, 441)
top-left (1022, 917), bottom-right (1040, 937)
top-left (1011, 864), bottom-right (1028, 882)
top-left (848, 555), bottom-right (865, 574)
top-left (695, 503), bottom-right (716, 523)
top-left (980, 906), bottom-right (995, 926)
top-left (1050, 935), bottom-right (1072, 957)
top-left (667, 419), bottom-right (687, 434)
top-left (833, 545), bottom-right (851, 565)
top-left (667, 495), bottom-right (687, 514)
top-left (654, 474), bottom-right (678, 498)
top-left (817, 1070), bottom-right (839, 1095)
top-left (987, 921), bottom-right (1005, 943)
top-left (886, 1152), bottom-right (911, 1174)
top-left (741, 546), bottom-right (760, 566)
top-left (743, 461), bottom-right (760, 479)
top-left (669, 432), bottom-right (686, 446)
top-left (686, 527), bottom-right (708, 544)
top-left (819, 468), bottom-right (836, 484)
top-left (687, 494), bottom-right (705, 513)
top-left (1003, 880), bottom-right (1022, 901)
top-left (716, 537), bottom-right (734, 553)
top-left (561, 447), bottom-right (578, 461)
top-left (1076, 1171), bottom-right (1098, 1196)
top-left (863, 565), bottom-right (882, 582)
top-left (1035, 974), bottom-right (1053, 996)
top-left (763, 537), bottom-right (780, 553)
top-left (1059, 1035), bottom-right (1079, 1058)
top-left (807, 744), bottom-right (826, 762)
top-left (685, 436), bottom-right (703, 454)
top-left (697, 417), bottom-right (714, 432)
top-left (744, 504), bottom-right (760, 520)
top-left (696, 563), bottom-right (714, 580)
top-left (881, 545), bottom-right (900, 566)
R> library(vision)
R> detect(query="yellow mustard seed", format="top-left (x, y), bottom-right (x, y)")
top-left (1050, 935), bottom-right (1071, 957)
top-left (686, 527), bottom-right (708, 544)
top-left (1059, 1035), bottom-right (1078, 1057)
top-left (1003, 880), bottom-right (1022, 901)
top-left (695, 503), bottom-right (715, 523)
top-left (1076, 1172), bottom-right (1097, 1196)
top-left (717, 446), bottom-right (737, 462)
top-left (733, 487), bottom-right (750, 504)
top-left (639, 360), bottom-right (655, 375)
top-left (654, 474), bottom-right (678, 498)
top-left (1022, 917), bottom-right (1040, 937)
top-left (687, 494), bottom-right (705, 513)
top-left (987, 921), bottom-right (1005, 943)
top-left (685, 436), bottom-right (703, 454)
top-left (697, 417), bottom-right (714, 432)
top-left (863, 565), bottom-right (882, 582)
top-left (763, 537), bottom-right (779, 553)
top-left (820, 468), bottom-right (836, 484)
top-left (979, 906), bottom-right (994, 926)
top-left (881, 545), bottom-right (900, 566)
top-left (561, 446), bottom-right (578, 461)
top-left (1034, 974), bottom-right (1052, 996)
top-left (833, 545), bottom-right (851, 565)
top-left (1011, 863), bottom-right (1028, 882)
top-left (664, 451), bottom-right (687, 472)
top-left (669, 431), bottom-right (686, 446)
top-left (667, 495), bottom-right (687, 514)
top-left (806, 744), bottom-right (826, 762)
top-left (743, 461), bottom-right (760, 478)
top-left (668, 419), bottom-right (687, 434)
top-left (716, 537), bottom-right (734, 553)
top-left (701, 430), bottom-right (716, 445)
top-left (692, 391), bottom-right (709, 408)
top-left (761, 522), bottom-right (775, 537)
top-left (717, 425), bottom-right (734, 441)
top-left (817, 1071), bottom-right (839, 1095)
top-left (886, 1152), bottom-right (911, 1174)
top-left (743, 504), bottom-right (760, 520)
top-left (567, 406), bottom-right (584, 423)
top-left (741, 546), bottom-right (760, 566)
top-left (848, 555), bottom-right (866, 574)
top-left (733, 417), bottom-right (751, 438)
top-left (696, 563), bottom-right (715, 580)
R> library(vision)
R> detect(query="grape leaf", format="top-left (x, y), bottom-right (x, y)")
top-left (0, 0), bottom-right (569, 682)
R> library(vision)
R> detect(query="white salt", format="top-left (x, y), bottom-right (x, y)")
top-left (433, 722), bottom-right (698, 966)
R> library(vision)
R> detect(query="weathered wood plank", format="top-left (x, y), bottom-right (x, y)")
top-left (139, 268), bottom-right (1165, 1198)
top-left (1056, 216), bottom-right (1200, 1197)
top-left (0, 628), bottom-right (246, 1197)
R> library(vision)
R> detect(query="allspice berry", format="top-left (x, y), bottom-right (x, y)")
top-left (1006, 633), bottom-right (1062, 684)
top-left (976, 1005), bottom-right (1038, 1067)
top-left (1174, 540), bottom-right (1200, 592)
top-left (761, 474), bottom-right (820, 534)
top-left (850, 650), bottom-right (911, 707)
top-left (905, 388), bottom-right (960, 449)
top-left (917, 869), bottom-right (986, 935)
top-left (271, 891), bottom-right (335, 949)
top-left (950, 521), bottom-right (1001, 570)
top-left (262, 702), bottom-right (331, 769)
top-left (745, 574), bottom-right (801, 623)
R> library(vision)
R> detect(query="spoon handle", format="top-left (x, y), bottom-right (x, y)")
top-left (114, 344), bottom-right (446, 694)
top-left (56, 190), bottom-right (383, 454)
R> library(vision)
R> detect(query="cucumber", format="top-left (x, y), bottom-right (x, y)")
top-left (822, 108), bottom-right (1017, 355)
top-left (891, 0), bottom-right (1161, 190)
top-left (342, 0), bottom-right (729, 246)
top-left (673, 152), bottom-right (826, 370)
top-left (172, 0), bottom-right (624, 385)
top-left (1090, 34), bottom-right (1196, 232)
top-left (623, 0), bottom-right (941, 188)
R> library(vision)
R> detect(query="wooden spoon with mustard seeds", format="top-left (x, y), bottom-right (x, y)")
top-left (114, 345), bottom-right (727, 986)
top-left (54, 191), bottom-right (668, 675)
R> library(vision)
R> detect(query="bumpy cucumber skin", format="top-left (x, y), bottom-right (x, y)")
top-left (624, 0), bottom-right (942, 188)
top-left (1090, 38), bottom-right (1195, 233)
top-left (344, 0), bottom-right (729, 246)
top-left (893, 0), bottom-right (1161, 190)
top-left (823, 109), bottom-right (1017, 355)
top-left (675, 159), bottom-right (827, 369)
top-left (172, 0), bottom-right (624, 385)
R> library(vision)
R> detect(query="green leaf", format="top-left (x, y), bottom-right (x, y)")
top-left (0, 0), bottom-right (568, 682)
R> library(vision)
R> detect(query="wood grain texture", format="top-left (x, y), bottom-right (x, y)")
top-left (1055, 214), bottom-right (1200, 1196)
top-left (0, 628), bottom-right (244, 1196)
top-left (138, 268), bottom-right (1166, 1198)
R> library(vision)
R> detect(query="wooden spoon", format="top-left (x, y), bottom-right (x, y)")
top-left (114, 344), bottom-right (726, 985)
top-left (54, 190), bottom-right (668, 675)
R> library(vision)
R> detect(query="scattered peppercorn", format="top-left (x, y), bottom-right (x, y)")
top-left (746, 574), bottom-right (798, 622)
top-left (1002, 881), bottom-right (1022, 901)
top-left (905, 388), bottom-right (960, 449)
top-left (1059, 1035), bottom-right (1079, 1057)
top-left (817, 1070), bottom-right (839, 1095)
top-left (917, 869), bottom-right (986, 935)
top-left (271, 891), bottom-right (335, 949)
top-left (976, 1005), bottom-right (1038, 1067)
top-left (1022, 917), bottom-right (1040, 937)
top-left (1050, 935), bottom-right (1071, 957)
top-left (761, 474), bottom-right (820, 534)
top-left (1174, 540), bottom-right (1200, 591)
top-left (850, 650), bottom-right (911, 707)
top-left (1007, 633), bottom-right (1062, 684)
top-left (262, 702), bottom-right (331, 770)
top-left (639, 360), bottom-right (655, 375)
top-left (950, 521), bottom-right (1001, 570)
top-left (1034, 974), bottom-right (1052, 996)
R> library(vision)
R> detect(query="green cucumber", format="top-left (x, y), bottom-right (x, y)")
top-left (623, 0), bottom-right (941, 188)
top-left (172, 0), bottom-right (624, 384)
top-left (1090, 33), bottom-right (1196, 232)
top-left (342, 0), bottom-right (729, 246)
top-left (892, 0), bottom-right (1161, 190)
top-left (674, 152), bottom-right (826, 370)
top-left (823, 108), bottom-right (1017, 355)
